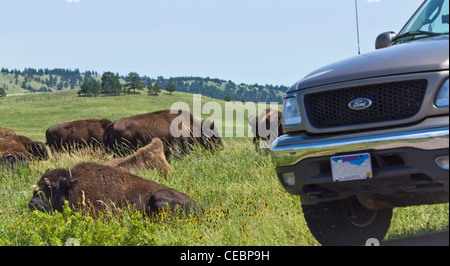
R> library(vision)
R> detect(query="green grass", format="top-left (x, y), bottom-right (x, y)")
top-left (0, 89), bottom-right (277, 142)
top-left (0, 90), bottom-right (448, 246)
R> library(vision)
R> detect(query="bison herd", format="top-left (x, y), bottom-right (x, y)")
top-left (1, 108), bottom-right (282, 218)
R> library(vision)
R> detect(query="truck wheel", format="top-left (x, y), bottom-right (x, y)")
top-left (302, 196), bottom-right (393, 246)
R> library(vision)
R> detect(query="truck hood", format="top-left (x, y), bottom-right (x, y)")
top-left (289, 36), bottom-right (449, 93)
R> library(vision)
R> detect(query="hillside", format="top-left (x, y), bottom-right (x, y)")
top-left (0, 67), bottom-right (287, 104)
top-left (144, 76), bottom-right (287, 104)
top-left (0, 68), bottom-right (84, 95)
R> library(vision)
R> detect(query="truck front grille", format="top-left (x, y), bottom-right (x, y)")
top-left (304, 80), bottom-right (428, 128)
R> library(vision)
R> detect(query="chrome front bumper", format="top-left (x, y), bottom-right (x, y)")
top-left (271, 126), bottom-right (449, 204)
top-left (271, 127), bottom-right (449, 168)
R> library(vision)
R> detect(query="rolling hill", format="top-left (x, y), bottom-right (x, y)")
top-left (0, 67), bottom-right (288, 104)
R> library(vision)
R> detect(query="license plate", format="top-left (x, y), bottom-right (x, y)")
top-left (331, 153), bottom-right (373, 182)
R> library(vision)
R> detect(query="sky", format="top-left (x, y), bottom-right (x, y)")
top-left (0, 0), bottom-right (424, 86)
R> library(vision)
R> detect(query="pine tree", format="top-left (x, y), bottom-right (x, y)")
top-left (125, 72), bottom-right (143, 94)
top-left (101, 72), bottom-right (122, 96)
top-left (147, 82), bottom-right (154, 95)
top-left (166, 81), bottom-right (176, 95)
top-left (79, 78), bottom-right (92, 96)
top-left (0, 87), bottom-right (6, 99)
top-left (154, 83), bottom-right (161, 95)
top-left (91, 79), bottom-right (100, 96)
top-left (147, 82), bottom-right (161, 96)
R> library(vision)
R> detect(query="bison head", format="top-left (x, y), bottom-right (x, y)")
top-left (28, 169), bottom-right (78, 212)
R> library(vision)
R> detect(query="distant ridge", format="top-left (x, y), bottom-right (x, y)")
top-left (0, 67), bottom-right (287, 104)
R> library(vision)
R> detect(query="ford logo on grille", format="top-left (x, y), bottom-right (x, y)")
top-left (348, 98), bottom-right (372, 110)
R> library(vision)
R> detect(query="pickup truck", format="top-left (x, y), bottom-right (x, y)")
top-left (271, 0), bottom-right (449, 246)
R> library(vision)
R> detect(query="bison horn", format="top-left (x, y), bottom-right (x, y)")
top-left (65, 168), bottom-right (79, 187)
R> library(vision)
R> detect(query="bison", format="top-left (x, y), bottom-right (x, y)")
top-left (151, 109), bottom-right (222, 152)
top-left (103, 109), bottom-right (222, 159)
top-left (0, 135), bottom-right (49, 163)
top-left (105, 137), bottom-right (171, 176)
top-left (0, 127), bottom-right (16, 138)
top-left (28, 162), bottom-right (200, 215)
top-left (248, 108), bottom-right (283, 151)
top-left (46, 118), bottom-right (112, 151)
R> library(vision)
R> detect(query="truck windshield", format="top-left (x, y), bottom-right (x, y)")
top-left (394, 0), bottom-right (449, 43)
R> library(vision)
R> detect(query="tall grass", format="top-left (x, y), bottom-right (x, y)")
top-left (0, 140), bottom-right (319, 246)
top-left (0, 140), bottom-right (448, 246)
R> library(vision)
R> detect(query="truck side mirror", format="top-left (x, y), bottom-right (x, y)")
top-left (375, 31), bottom-right (396, 50)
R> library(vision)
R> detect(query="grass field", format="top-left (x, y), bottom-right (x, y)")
top-left (0, 90), bottom-right (448, 246)
top-left (0, 90), bottom-right (278, 142)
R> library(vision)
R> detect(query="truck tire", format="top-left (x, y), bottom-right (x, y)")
top-left (302, 196), bottom-right (393, 246)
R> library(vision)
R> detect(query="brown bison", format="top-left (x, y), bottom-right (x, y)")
top-left (103, 109), bottom-right (222, 158)
top-left (46, 118), bottom-right (112, 151)
top-left (248, 108), bottom-right (283, 151)
top-left (0, 127), bottom-right (16, 138)
top-left (151, 109), bottom-right (222, 152)
top-left (28, 162), bottom-right (200, 215)
top-left (105, 137), bottom-right (171, 176)
top-left (0, 135), bottom-right (48, 163)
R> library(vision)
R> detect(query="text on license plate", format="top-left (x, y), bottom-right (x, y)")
top-left (330, 153), bottom-right (372, 182)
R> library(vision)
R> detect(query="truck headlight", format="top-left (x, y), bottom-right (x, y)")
top-left (283, 97), bottom-right (302, 126)
top-left (281, 172), bottom-right (296, 187)
top-left (435, 78), bottom-right (449, 107)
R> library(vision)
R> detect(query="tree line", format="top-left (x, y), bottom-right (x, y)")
top-left (1, 67), bottom-right (287, 104)
top-left (143, 76), bottom-right (287, 104)
top-left (1, 67), bottom-right (88, 93)
top-left (77, 72), bottom-right (284, 103)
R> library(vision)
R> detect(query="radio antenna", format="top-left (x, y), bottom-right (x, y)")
top-left (355, 0), bottom-right (361, 54)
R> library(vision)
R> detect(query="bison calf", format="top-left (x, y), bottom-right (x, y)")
top-left (105, 137), bottom-right (171, 176)
top-left (28, 162), bottom-right (199, 215)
